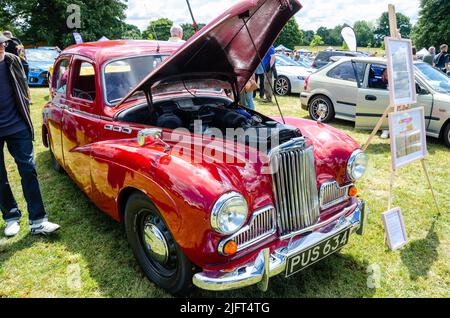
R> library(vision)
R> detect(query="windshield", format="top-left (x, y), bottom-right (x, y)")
top-left (276, 55), bottom-right (302, 67)
top-left (103, 54), bottom-right (170, 104)
top-left (26, 50), bottom-right (59, 62)
top-left (415, 63), bottom-right (450, 94)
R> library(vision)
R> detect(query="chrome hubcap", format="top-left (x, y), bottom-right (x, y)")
top-left (276, 78), bottom-right (289, 95)
top-left (143, 219), bottom-right (169, 264)
top-left (311, 99), bottom-right (329, 120)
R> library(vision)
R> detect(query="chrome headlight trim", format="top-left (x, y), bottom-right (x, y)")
top-left (211, 192), bottom-right (249, 235)
top-left (347, 149), bottom-right (368, 181)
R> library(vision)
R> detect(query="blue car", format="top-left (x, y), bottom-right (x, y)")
top-left (25, 48), bottom-right (59, 86)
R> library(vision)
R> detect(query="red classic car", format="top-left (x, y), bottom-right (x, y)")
top-left (42, 0), bottom-right (369, 294)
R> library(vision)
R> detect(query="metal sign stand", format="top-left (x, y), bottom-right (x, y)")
top-left (361, 4), bottom-right (441, 220)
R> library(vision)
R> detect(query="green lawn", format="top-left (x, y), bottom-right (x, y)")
top-left (0, 88), bottom-right (448, 298)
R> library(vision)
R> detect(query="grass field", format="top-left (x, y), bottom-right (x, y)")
top-left (0, 88), bottom-right (448, 298)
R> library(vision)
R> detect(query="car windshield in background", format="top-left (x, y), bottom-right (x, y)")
top-left (103, 54), bottom-right (169, 105)
top-left (276, 55), bottom-right (310, 68)
top-left (276, 55), bottom-right (299, 66)
top-left (26, 50), bottom-right (59, 62)
top-left (415, 63), bottom-right (450, 94)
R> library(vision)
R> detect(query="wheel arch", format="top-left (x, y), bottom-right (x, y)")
top-left (439, 117), bottom-right (450, 140)
top-left (42, 124), bottom-right (49, 148)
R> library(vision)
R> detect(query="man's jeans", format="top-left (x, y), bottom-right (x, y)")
top-left (0, 129), bottom-right (47, 224)
top-left (254, 73), bottom-right (265, 98)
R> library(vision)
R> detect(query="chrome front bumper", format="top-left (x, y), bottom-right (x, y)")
top-left (193, 201), bottom-right (367, 291)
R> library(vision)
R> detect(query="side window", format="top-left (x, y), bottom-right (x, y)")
top-left (353, 62), bottom-right (366, 86)
top-left (52, 59), bottom-right (71, 94)
top-left (327, 61), bottom-right (356, 82)
top-left (71, 61), bottom-right (96, 102)
top-left (368, 64), bottom-right (388, 90)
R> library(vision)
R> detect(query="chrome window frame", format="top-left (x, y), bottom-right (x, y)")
top-left (101, 53), bottom-right (170, 107)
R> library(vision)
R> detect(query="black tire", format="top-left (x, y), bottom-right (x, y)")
top-left (308, 95), bottom-right (335, 123)
top-left (48, 134), bottom-right (63, 173)
top-left (124, 192), bottom-right (194, 295)
top-left (275, 76), bottom-right (291, 96)
top-left (443, 122), bottom-right (450, 148)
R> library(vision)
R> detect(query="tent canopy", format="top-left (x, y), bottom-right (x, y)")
top-left (275, 44), bottom-right (293, 52)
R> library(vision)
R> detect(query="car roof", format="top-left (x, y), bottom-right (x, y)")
top-left (334, 56), bottom-right (426, 65)
top-left (60, 40), bottom-right (183, 66)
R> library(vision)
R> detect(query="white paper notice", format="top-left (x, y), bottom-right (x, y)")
top-left (383, 208), bottom-right (407, 250)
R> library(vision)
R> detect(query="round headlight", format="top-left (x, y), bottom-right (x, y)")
top-left (347, 150), bottom-right (368, 181)
top-left (211, 192), bottom-right (248, 235)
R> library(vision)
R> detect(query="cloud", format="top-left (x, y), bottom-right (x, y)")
top-left (126, 0), bottom-right (420, 31)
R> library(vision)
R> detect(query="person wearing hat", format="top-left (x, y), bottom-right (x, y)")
top-left (0, 34), bottom-right (60, 237)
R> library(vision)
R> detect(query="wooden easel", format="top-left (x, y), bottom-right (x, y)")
top-left (361, 4), bottom-right (441, 215)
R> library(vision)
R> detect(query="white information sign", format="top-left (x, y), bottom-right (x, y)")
top-left (388, 107), bottom-right (427, 169)
top-left (382, 207), bottom-right (408, 250)
top-left (385, 37), bottom-right (417, 107)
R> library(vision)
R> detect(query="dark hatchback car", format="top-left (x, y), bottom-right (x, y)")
top-left (312, 50), bottom-right (364, 69)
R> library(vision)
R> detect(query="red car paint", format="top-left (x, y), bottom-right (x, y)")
top-left (42, 0), bottom-right (362, 271)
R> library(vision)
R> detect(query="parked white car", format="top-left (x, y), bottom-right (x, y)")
top-left (301, 57), bottom-right (450, 147)
top-left (274, 54), bottom-right (314, 96)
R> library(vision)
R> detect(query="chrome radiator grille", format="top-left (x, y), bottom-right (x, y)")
top-left (320, 181), bottom-right (350, 209)
top-left (234, 206), bottom-right (276, 250)
top-left (270, 140), bottom-right (320, 237)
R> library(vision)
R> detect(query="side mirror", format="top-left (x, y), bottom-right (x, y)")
top-left (137, 128), bottom-right (170, 152)
top-left (416, 83), bottom-right (429, 95)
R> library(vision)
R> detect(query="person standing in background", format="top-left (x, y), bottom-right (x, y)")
top-left (0, 34), bottom-right (60, 237)
top-left (244, 74), bottom-right (257, 110)
top-left (254, 62), bottom-right (265, 99)
top-left (434, 44), bottom-right (449, 74)
top-left (262, 45), bottom-right (276, 103)
top-left (423, 47), bottom-right (435, 66)
top-left (2, 31), bottom-right (29, 79)
top-left (168, 25), bottom-right (186, 43)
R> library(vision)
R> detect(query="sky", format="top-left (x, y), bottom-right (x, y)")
top-left (126, 0), bottom-right (421, 32)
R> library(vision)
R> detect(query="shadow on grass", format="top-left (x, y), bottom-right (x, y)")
top-left (400, 218), bottom-right (440, 281)
top-left (0, 149), bottom-right (376, 298)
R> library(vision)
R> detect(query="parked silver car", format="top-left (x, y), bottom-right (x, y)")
top-left (274, 54), bottom-right (313, 96)
top-left (301, 57), bottom-right (450, 147)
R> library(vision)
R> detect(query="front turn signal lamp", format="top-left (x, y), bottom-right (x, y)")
top-left (223, 240), bottom-right (238, 256)
top-left (348, 186), bottom-right (358, 197)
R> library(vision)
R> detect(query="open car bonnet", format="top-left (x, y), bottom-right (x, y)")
top-left (118, 0), bottom-right (302, 106)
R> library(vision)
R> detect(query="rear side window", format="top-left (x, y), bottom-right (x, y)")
top-left (52, 59), bottom-right (70, 94)
top-left (327, 61), bottom-right (357, 82)
top-left (71, 61), bottom-right (96, 102)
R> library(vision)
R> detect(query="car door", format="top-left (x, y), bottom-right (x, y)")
top-left (47, 56), bottom-right (72, 167)
top-left (325, 61), bottom-right (361, 121)
top-left (61, 57), bottom-right (100, 195)
top-left (356, 63), bottom-right (391, 130)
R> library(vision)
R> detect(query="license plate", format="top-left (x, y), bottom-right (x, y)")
top-left (286, 228), bottom-right (351, 277)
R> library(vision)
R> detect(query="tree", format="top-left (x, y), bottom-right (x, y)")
top-left (310, 35), bottom-right (324, 47)
top-left (180, 23), bottom-right (206, 41)
top-left (354, 21), bottom-right (375, 47)
top-left (374, 11), bottom-right (412, 46)
top-left (143, 18), bottom-right (173, 41)
top-left (8, 0), bottom-right (128, 48)
top-left (302, 30), bottom-right (315, 46)
top-left (274, 18), bottom-right (303, 49)
top-left (412, 0), bottom-right (450, 49)
top-left (316, 27), bottom-right (331, 45)
top-left (122, 24), bottom-right (142, 40)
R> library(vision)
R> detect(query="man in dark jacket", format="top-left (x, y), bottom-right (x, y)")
top-left (0, 34), bottom-right (59, 237)
top-left (2, 31), bottom-right (29, 79)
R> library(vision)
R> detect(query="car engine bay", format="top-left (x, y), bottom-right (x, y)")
top-left (116, 96), bottom-right (302, 150)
